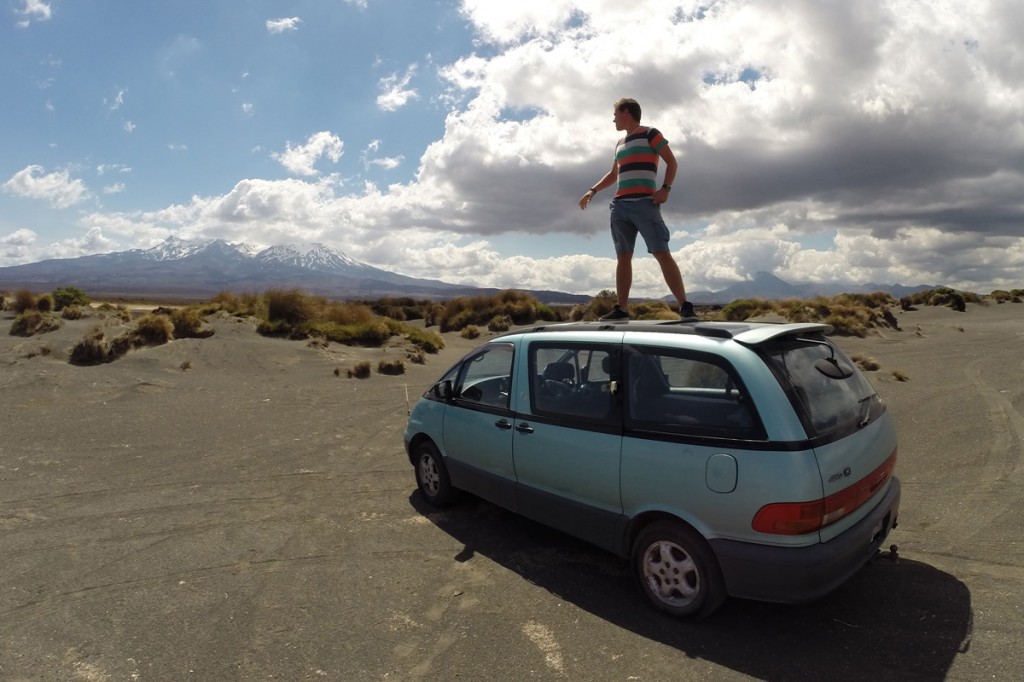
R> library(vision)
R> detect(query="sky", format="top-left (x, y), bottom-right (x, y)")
top-left (2, 0), bottom-right (1023, 298)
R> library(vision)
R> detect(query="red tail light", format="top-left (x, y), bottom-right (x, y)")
top-left (752, 449), bottom-right (897, 535)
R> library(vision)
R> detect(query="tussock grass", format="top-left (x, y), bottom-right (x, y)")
top-left (377, 358), bottom-right (406, 375)
top-left (12, 290), bottom-right (37, 314)
top-left (460, 325), bottom-right (481, 339)
top-left (10, 310), bottom-right (62, 337)
top-left (851, 354), bottom-right (880, 371)
top-left (437, 290), bottom-right (558, 332)
top-left (347, 361), bottom-right (372, 378)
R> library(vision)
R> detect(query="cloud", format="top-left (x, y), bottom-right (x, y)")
top-left (376, 66), bottom-right (418, 111)
top-left (361, 140), bottom-right (403, 170)
top-left (107, 88), bottom-right (126, 111)
top-left (266, 17), bottom-right (301, 34)
top-left (103, 183), bottom-right (126, 195)
top-left (15, 0), bottom-right (51, 27)
top-left (3, 165), bottom-right (91, 209)
top-left (8, 1), bottom-right (1024, 297)
top-left (272, 131), bottom-right (344, 177)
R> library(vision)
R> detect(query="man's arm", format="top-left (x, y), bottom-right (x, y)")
top-left (651, 144), bottom-right (677, 205)
top-left (578, 159), bottom-right (618, 210)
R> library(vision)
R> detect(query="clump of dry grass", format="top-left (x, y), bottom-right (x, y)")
top-left (69, 326), bottom-right (111, 365)
top-left (461, 325), bottom-right (481, 339)
top-left (851, 354), bottom-right (880, 371)
top-left (11, 289), bottom-right (37, 314)
top-left (9, 309), bottom-right (62, 337)
top-left (61, 305), bottom-right (86, 320)
top-left (892, 370), bottom-right (909, 382)
top-left (378, 358), bottom-right (406, 375)
top-left (437, 290), bottom-right (558, 332)
top-left (407, 350), bottom-right (426, 364)
top-left (134, 314), bottom-right (174, 345)
top-left (488, 314), bottom-right (512, 332)
top-left (170, 307), bottom-right (215, 339)
top-left (347, 361), bottom-right (372, 378)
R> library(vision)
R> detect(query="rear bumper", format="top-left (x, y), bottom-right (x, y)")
top-left (710, 476), bottom-right (900, 603)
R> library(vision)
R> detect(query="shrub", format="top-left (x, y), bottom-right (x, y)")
top-left (314, 320), bottom-right (392, 346)
top-left (631, 301), bottom-right (676, 320)
top-left (52, 286), bottom-right (90, 311)
top-left (322, 300), bottom-right (376, 326)
top-left (436, 289), bottom-right (555, 331)
top-left (10, 310), bottom-right (62, 336)
top-left (35, 294), bottom-right (55, 312)
top-left (892, 370), bottom-right (909, 382)
top-left (722, 298), bottom-right (768, 321)
top-left (401, 324), bottom-right (444, 353)
top-left (378, 358), bottom-right (406, 375)
top-left (69, 326), bottom-right (110, 365)
top-left (347, 361), bottom-right (372, 378)
top-left (488, 314), bottom-right (512, 332)
top-left (266, 289), bottom-right (320, 326)
top-left (171, 307), bottom-right (214, 339)
top-left (12, 290), bottom-right (36, 314)
top-left (461, 325), bottom-right (481, 339)
top-left (407, 350), bottom-right (426, 364)
top-left (851, 354), bottom-right (880, 371)
top-left (61, 305), bottom-right (85, 320)
top-left (97, 302), bottom-right (132, 322)
top-left (133, 314), bottom-right (174, 345)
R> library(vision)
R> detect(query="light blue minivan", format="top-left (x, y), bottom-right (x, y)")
top-left (404, 320), bottom-right (900, 618)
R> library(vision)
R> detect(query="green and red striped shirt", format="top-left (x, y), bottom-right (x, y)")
top-left (615, 126), bottom-right (667, 200)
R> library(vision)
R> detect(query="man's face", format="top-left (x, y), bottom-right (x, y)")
top-left (613, 107), bottom-right (629, 131)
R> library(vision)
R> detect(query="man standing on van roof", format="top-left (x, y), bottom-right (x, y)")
top-left (578, 98), bottom-right (698, 322)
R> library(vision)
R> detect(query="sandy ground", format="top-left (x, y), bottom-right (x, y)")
top-left (1, 302), bottom-right (1022, 681)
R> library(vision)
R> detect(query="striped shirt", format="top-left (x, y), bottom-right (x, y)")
top-left (614, 126), bottom-right (667, 200)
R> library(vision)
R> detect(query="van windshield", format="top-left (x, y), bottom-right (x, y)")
top-left (760, 336), bottom-right (883, 437)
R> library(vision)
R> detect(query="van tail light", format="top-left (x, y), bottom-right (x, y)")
top-left (752, 449), bottom-right (897, 535)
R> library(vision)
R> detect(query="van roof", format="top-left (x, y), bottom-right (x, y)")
top-left (505, 319), bottom-right (832, 344)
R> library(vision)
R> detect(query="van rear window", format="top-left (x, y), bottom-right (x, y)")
top-left (760, 337), bottom-right (883, 437)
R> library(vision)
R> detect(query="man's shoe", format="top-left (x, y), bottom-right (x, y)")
top-left (679, 301), bottom-right (699, 322)
top-left (600, 305), bottom-right (630, 321)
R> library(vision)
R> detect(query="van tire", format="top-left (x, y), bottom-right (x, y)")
top-left (414, 441), bottom-right (457, 508)
top-left (632, 521), bottom-right (726, 619)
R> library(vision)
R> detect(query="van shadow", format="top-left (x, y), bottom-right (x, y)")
top-left (410, 493), bottom-right (972, 682)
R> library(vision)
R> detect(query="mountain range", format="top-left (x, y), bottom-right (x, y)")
top-left (0, 237), bottom-right (935, 304)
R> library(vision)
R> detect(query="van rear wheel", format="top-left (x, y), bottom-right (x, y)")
top-left (632, 521), bottom-right (725, 619)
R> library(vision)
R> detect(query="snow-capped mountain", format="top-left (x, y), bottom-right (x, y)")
top-left (255, 243), bottom-right (369, 272)
top-left (0, 237), bottom-right (502, 301)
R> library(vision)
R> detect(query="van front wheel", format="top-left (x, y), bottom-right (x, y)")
top-left (413, 441), bottom-right (457, 508)
top-left (632, 521), bottom-right (725, 619)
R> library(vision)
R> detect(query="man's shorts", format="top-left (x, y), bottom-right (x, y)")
top-left (609, 198), bottom-right (671, 255)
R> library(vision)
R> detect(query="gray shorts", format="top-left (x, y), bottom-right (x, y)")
top-left (609, 198), bottom-right (671, 255)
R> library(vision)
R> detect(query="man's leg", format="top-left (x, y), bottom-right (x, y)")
top-left (615, 252), bottom-right (633, 308)
top-left (653, 250), bottom-right (687, 304)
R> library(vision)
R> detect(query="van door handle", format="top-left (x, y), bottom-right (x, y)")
top-left (515, 422), bottom-right (534, 434)
top-left (495, 419), bottom-right (513, 429)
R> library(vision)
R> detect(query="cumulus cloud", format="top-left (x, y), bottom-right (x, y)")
top-left (3, 165), bottom-right (91, 209)
top-left (15, 0), bottom-right (51, 28)
top-left (376, 66), bottom-right (418, 111)
top-left (272, 132), bottom-right (344, 177)
top-left (8, 1), bottom-right (1024, 296)
top-left (266, 17), bottom-right (301, 34)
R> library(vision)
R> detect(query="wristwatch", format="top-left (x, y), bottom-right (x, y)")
top-left (661, 184), bottom-right (671, 191)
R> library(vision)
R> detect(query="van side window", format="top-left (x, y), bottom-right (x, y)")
top-left (627, 348), bottom-right (764, 439)
top-left (529, 344), bottom-right (615, 421)
top-left (455, 344), bottom-right (513, 409)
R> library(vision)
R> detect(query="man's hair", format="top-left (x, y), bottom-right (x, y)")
top-left (614, 98), bottom-right (642, 122)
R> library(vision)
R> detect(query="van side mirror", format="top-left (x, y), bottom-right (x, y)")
top-left (433, 379), bottom-right (454, 400)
